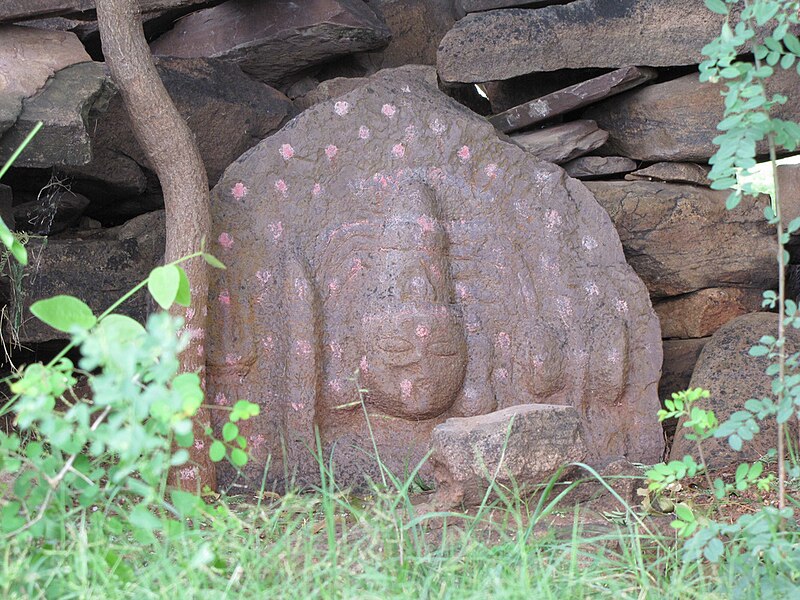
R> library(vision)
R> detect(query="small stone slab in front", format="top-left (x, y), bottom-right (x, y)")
top-left (430, 403), bottom-right (586, 508)
top-left (489, 66), bottom-right (656, 134)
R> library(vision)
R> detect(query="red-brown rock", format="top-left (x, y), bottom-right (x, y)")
top-left (654, 288), bottom-right (765, 339)
top-left (150, 0), bottom-right (391, 87)
top-left (206, 67), bottom-right (663, 492)
top-left (489, 67), bottom-right (656, 134)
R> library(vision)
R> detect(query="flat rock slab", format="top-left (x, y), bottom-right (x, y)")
top-left (625, 162), bottom-right (711, 186)
top-left (150, 0), bottom-right (391, 87)
top-left (654, 287), bottom-right (765, 339)
top-left (0, 61), bottom-right (113, 168)
top-left (660, 337), bottom-right (709, 402)
top-left (585, 181), bottom-right (776, 298)
top-left (438, 0), bottom-right (733, 83)
top-left (430, 403), bottom-right (586, 508)
top-left (584, 71), bottom-right (800, 161)
top-left (670, 313), bottom-right (799, 469)
top-left (562, 156), bottom-right (637, 179)
top-left (511, 120), bottom-right (608, 164)
top-left (8, 211), bottom-right (165, 344)
top-left (205, 66), bottom-right (663, 492)
top-left (0, 0), bottom-right (222, 22)
top-left (0, 25), bottom-right (90, 135)
top-left (489, 67), bottom-right (656, 134)
top-left (778, 164), bottom-right (800, 224)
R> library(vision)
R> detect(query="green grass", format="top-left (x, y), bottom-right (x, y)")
top-left (0, 472), bottom-right (726, 600)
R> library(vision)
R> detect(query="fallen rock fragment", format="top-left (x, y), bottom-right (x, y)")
top-left (429, 404), bottom-right (586, 508)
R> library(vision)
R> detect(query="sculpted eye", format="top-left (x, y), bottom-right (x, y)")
top-left (377, 337), bottom-right (414, 353)
top-left (428, 342), bottom-right (459, 357)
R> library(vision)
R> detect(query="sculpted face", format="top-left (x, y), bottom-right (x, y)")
top-left (361, 303), bottom-right (467, 420)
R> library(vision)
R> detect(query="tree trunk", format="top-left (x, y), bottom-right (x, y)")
top-left (96, 0), bottom-right (215, 492)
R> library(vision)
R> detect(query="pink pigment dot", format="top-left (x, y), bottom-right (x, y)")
top-left (334, 101), bottom-right (349, 116)
top-left (296, 340), bottom-right (313, 355)
top-left (415, 324), bottom-right (429, 338)
top-left (359, 126), bottom-right (370, 140)
top-left (430, 119), bottom-right (445, 135)
top-left (269, 221), bottom-right (283, 240)
top-left (279, 143), bottom-right (294, 160)
top-left (231, 182), bottom-right (247, 200)
top-left (417, 215), bottom-right (435, 233)
top-left (312, 183), bottom-right (322, 196)
top-left (381, 103), bottom-right (397, 118)
top-left (485, 163), bottom-right (498, 179)
top-left (360, 355), bottom-right (369, 372)
top-left (391, 143), bottom-right (405, 159)
top-left (215, 392), bottom-right (230, 406)
top-left (495, 331), bottom-right (511, 351)
top-left (496, 368), bottom-right (508, 380)
top-left (325, 145), bottom-right (338, 160)
top-left (400, 379), bottom-right (413, 399)
top-left (275, 179), bottom-right (288, 195)
top-left (218, 290), bottom-right (231, 305)
top-left (218, 232), bottom-right (234, 249)
top-left (457, 146), bottom-right (471, 162)
top-left (225, 353), bottom-right (241, 366)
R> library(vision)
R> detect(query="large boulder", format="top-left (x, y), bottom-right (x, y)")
top-left (438, 0), bottom-right (732, 83)
top-left (0, 62), bottom-right (113, 168)
top-left (150, 0), bottom-right (391, 88)
top-left (585, 181), bottom-right (776, 298)
top-left (0, 25), bottom-right (90, 135)
top-left (670, 313), bottom-right (797, 469)
top-left (205, 66), bottom-right (663, 492)
top-left (584, 71), bottom-right (800, 161)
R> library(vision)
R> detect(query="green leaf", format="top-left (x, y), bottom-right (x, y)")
top-left (203, 253), bottom-right (226, 270)
top-left (209, 440), bottom-right (225, 462)
top-left (30, 295), bottom-right (97, 332)
top-left (175, 266), bottom-right (191, 307)
top-left (147, 265), bottom-right (181, 310)
top-left (170, 489), bottom-right (204, 517)
top-left (749, 345), bottom-right (769, 357)
top-left (222, 422), bottom-right (239, 442)
top-left (704, 537), bottom-right (725, 562)
top-left (704, 0), bottom-right (727, 15)
top-left (674, 503), bottom-right (694, 522)
top-left (96, 314), bottom-right (145, 345)
top-left (230, 448), bottom-right (248, 467)
top-left (128, 505), bottom-right (162, 531)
